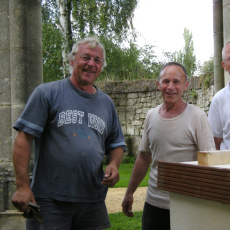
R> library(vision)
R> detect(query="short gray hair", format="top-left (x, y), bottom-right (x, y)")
top-left (158, 62), bottom-right (188, 81)
top-left (69, 37), bottom-right (107, 74)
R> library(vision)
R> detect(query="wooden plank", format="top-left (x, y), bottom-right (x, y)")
top-left (158, 182), bottom-right (230, 202)
top-left (158, 161), bottom-right (230, 175)
top-left (158, 178), bottom-right (230, 196)
top-left (157, 183), bottom-right (230, 204)
top-left (158, 167), bottom-right (230, 182)
top-left (158, 171), bottom-right (230, 188)
top-left (157, 161), bottom-right (230, 204)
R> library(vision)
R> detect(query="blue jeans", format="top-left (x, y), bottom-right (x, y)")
top-left (142, 202), bottom-right (170, 230)
top-left (26, 198), bottom-right (110, 230)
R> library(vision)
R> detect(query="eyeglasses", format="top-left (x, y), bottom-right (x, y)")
top-left (78, 54), bottom-right (103, 65)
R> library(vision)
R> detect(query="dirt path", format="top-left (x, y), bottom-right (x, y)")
top-left (105, 187), bottom-right (147, 214)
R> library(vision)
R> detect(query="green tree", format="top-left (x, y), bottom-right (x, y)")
top-left (42, 1), bottom-right (63, 82)
top-left (182, 28), bottom-right (196, 77)
top-left (163, 28), bottom-right (197, 77)
top-left (198, 56), bottom-right (214, 76)
top-left (42, 0), bottom-right (139, 81)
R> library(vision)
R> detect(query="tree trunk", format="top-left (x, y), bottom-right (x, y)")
top-left (56, 0), bottom-right (72, 78)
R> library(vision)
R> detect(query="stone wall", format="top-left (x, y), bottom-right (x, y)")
top-left (95, 77), bottom-right (215, 156)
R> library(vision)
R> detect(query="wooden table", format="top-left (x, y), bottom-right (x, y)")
top-left (158, 161), bottom-right (230, 230)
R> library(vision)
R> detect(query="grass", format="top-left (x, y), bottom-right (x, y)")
top-left (104, 162), bottom-right (150, 229)
top-left (108, 211), bottom-right (143, 230)
top-left (104, 163), bottom-right (150, 188)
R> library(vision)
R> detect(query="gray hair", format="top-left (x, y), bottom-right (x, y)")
top-left (222, 40), bottom-right (230, 61)
top-left (158, 62), bottom-right (188, 81)
top-left (69, 37), bottom-right (107, 74)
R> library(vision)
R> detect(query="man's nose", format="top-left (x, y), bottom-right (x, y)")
top-left (87, 57), bottom-right (95, 65)
top-left (168, 81), bottom-right (174, 88)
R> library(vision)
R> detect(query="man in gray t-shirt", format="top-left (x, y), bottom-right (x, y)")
top-left (12, 37), bottom-right (126, 230)
top-left (122, 62), bottom-right (215, 230)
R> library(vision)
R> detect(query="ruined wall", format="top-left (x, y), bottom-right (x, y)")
top-left (96, 77), bottom-right (215, 156)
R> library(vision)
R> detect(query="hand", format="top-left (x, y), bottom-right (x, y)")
top-left (12, 186), bottom-right (36, 212)
top-left (122, 193), bottom-right (134, 217)
top-left (101, 164), bottom-right (119, 187)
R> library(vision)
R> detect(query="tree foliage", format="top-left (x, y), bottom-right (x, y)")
top-left (42, 1), bottom-right (204, 82)
top-left (198, 56), bottom-right (214, 76)
top-left (163, 28), bottom-right (197, 77)
top-left (42, 0), bottom-right (155, 82)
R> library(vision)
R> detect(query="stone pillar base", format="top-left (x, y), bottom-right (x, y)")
top-left (0, 211), bottom-right (25, 230)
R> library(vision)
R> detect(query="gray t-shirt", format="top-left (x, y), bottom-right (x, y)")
top-left (14, 78), bottom-right (126, 202)
top-left (139, 103), bottom-right (215, 209)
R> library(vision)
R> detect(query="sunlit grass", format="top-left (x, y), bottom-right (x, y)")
top-left (109, 211), bottom-right (143, 230)
top-left (104, 163), bottom-right (150, 188)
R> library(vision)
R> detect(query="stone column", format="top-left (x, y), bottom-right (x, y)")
top-left (0, 0), bottom-right (42, 215)
top-left (213, 0), bottom-right (224, 92)
top-left (223, 0), bottom-right (230, 83)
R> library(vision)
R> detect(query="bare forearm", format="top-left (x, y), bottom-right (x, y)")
top-left (12, 131), bottom-right (35, 211)
top-left (126, 151), bottom-right (151, 195)
top-left (122, 151), bottom-right (151, 217)
top-left (108, 147), bottom-right (124, 168)
top-left (101, 147), bottom-right (124, 187)
top-left (12, 131), bottom-right (34, 188)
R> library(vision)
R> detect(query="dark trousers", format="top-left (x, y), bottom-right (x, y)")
top-left (142, 202), bottom-right (170, 230)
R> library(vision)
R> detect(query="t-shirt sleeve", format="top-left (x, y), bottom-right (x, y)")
top-left (13, 85), bottom-right (49, 138)
top-left (195, 110), bottom-right (216, 151)
top-left (208, 96), bottom-right (223, 138)
top-left (104, 103), bottom-right (126, 153)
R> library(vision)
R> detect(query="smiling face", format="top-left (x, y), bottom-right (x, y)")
top-left (157, 65), bottom-right (189, 105)
top-left (70, 43), bottom-right (104, 92)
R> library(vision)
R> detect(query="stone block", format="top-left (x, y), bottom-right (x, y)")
top-left (0, 211), bottom-right (26, 230)
top-left (127, 127), bottom-right (135, 135)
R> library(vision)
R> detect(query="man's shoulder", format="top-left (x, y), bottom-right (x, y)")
top-left (186, 103), bottom-right (206, 116)
top-left (97, 88), bottom-right (115, 104)
top-left (34, 79), bottom-right (68, 98)
top-left (145, 105), bottom-right (160, 119)
top-left (38, 78), bottom-right (67, 90)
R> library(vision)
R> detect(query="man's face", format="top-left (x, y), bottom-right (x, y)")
top-left (70, 43), bottom-right (104, 88)
top-left (157, 65), bottom-right (189, 105)
top-left (222, 43), bottom-right (230, 74)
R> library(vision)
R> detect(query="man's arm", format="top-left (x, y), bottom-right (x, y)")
top-left (11, 131), bottom-right (36, 212)
top-left (101, 147), bottom-right (124, 187)
top-left (214, 137), bottom-right (223, 150)
top-left (122, 151), bottom-right (151, 217)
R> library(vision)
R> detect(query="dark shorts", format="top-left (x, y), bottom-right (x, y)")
top-left (26, 198), bottom-right (111, 230)
top-left (142, 202), bottom-right (170, 230)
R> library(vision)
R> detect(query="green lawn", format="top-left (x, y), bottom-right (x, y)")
top-left (104, 163), bottom-right (150, 188)
top-left (104, 163), bottom-right (150, 229)
top-left (108, 211), bottom-right (142, 230)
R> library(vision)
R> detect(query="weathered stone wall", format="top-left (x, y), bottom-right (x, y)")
top-left (96, 77), bottom-right (215, 156)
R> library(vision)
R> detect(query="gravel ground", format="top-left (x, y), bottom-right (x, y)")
top-left (105, 187), bottom-right (147, 214)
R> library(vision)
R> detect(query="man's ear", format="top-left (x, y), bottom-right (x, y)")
top-left (222, 61), bottom-right (225, 70)
top-left (69, 57), bottom-right (74, 66)
top-left (157, 80), bottom-right (161, 90)
top-left (185, 81), bottom-right (189, 91)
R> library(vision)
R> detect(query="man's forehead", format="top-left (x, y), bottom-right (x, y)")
top-left (78, 43), bottom-right (103, 55)
top-left (160, 65), bottom-right (186, 80)
top-left (162, 65), bottom-right (184, 75)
